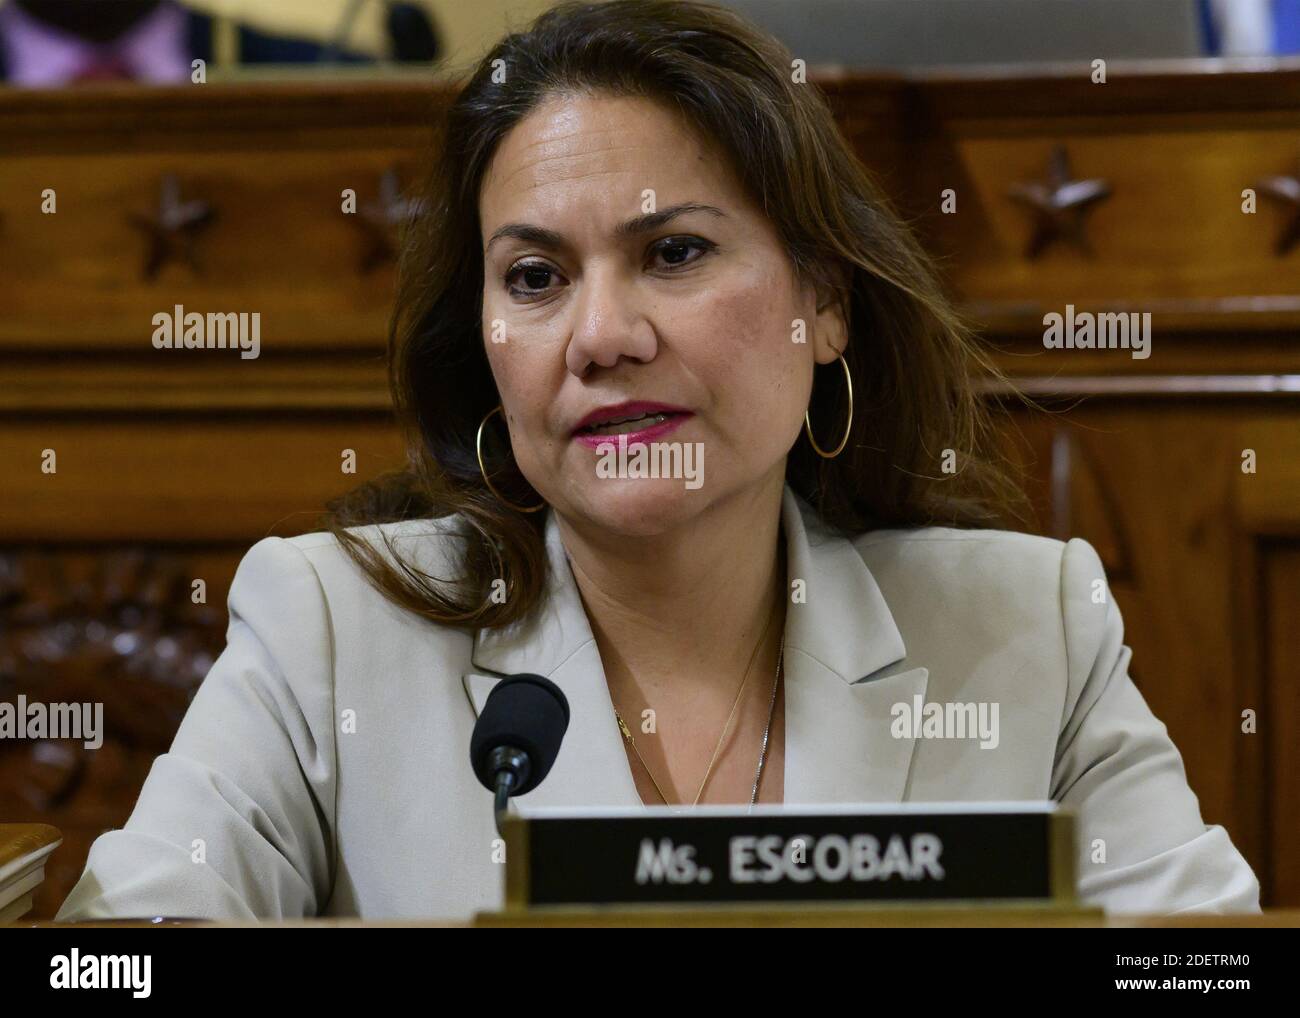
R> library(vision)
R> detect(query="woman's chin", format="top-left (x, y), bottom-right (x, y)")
top-left (570, 477), bottom-right (711, 537)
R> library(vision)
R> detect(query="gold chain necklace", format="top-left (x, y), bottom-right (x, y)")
top-left (614, 614), bottom-right (784, 808)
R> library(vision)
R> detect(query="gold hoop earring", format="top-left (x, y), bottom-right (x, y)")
top-left (476, 404), bottom-right (546, 513)
top-left (803, 352), bottom-right (853, 459)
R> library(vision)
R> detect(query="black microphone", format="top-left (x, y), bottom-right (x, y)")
top-left (469, 673), bottom-right (570, 835)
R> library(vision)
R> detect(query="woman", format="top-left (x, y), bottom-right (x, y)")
top-left (57, 0), bottom-right (1258, 921)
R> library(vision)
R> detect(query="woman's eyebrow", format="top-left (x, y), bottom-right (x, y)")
top-left (484, 202), bottom-right (725, 254)
top-left (614, 202), bottom-right (726, 238)
top-left (484, 223), bottom-right (565, 254)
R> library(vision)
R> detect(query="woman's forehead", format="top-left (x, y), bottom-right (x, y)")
top-left (480, 94), bottom-right (744, 231)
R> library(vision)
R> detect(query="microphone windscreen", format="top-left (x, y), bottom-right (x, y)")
top-left (469, 673), bottom-right (570, 795)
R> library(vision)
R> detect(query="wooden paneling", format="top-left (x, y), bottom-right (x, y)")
top-left (942, 130), bottom-right (1300, 304)
top-left (1265, 545), bottom-right (1300, 906)
top-left (0, 420), bottom-right (405, 542)
top-left (996, 402), bottom-right (1300, 898)
top-left (0, 151), bottom-right (411, 349)
top-left (0, 82), bottom-right (442, 354)
top-left (0, 547), bottom-right (243, 919)
top-left (822, 61), bottom-right (1300, 333)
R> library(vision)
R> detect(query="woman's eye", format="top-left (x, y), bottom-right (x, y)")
top-left (651, 236), bottom-right (713, 269)
top-left (504, 262), bottom-right (560, 298)
top-left (504, 239), bottom-right (712, 299)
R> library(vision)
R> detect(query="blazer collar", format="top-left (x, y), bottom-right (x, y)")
top-left (463, 485), bottom-right (928, 806)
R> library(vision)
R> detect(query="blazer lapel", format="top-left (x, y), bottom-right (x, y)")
top-left (462, 485), bottom-right (927, 810)
top-left (778, 487), bottom-right (928, 805)
top-left (462, 510), bottom-right (641, 809)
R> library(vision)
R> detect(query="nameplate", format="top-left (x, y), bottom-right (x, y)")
top-left (502, 802), bottom-right (1075, 909)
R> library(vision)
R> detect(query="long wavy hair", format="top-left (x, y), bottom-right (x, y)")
top-left (323, 0), bottom-right (1029, 630)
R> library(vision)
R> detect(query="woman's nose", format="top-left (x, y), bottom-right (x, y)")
top-left (564, 265), bottom-right (659, 376)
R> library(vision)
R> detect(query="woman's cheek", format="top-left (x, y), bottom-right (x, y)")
top-left (697, 283), bottom-right (778, 349)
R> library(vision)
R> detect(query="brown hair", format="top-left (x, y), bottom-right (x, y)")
top-left (324, 0), bottom-right (1028, 630)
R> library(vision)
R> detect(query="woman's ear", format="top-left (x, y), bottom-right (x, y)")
top-left (812, 262), bottom-right (850, 365)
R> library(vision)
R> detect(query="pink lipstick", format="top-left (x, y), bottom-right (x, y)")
top-left (571, 400), bottom-right (693, 449)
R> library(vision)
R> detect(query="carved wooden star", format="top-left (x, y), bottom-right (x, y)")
top-left (1007, 146), bottom-right (1112, 259)
top-left (354, 168), bottom-right (421, 273)
top-left (127, 175), bottom-right (216, 280)
top-left (1256, 168), bottom-right (1300, 256)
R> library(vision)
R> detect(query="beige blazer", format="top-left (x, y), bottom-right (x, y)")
top-left (56, 486), bottom-right (1260, 921)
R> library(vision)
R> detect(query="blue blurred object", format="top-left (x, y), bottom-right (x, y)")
top-left (1199, 0), bottom-right (1300, 55)
top-left (1196, 0), bottom-right (1220, 52)
top-left (185, 12), bottom-right (387, 67)
top-left (1277, 0), bottom-right (1300, 52)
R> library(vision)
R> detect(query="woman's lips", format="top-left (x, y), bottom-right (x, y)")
top-left (572, 411), bottom-right (692, 448)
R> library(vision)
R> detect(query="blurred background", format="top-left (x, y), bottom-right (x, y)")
top-left (1, 0), bottom-right (1297, 918)
top-left (1, 0), bottom-right (1299, 84)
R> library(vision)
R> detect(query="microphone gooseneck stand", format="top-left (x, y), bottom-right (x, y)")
top-left (488, 746), bottom-right (531, 837)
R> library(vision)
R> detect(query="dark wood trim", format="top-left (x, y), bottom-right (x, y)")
top-left (7, 56), bottom-right (1298, 146)
top-left (0, 79), bottom-right (447, 151)
top-left (872, 57), bottom-right (1300, 118)
top-left (0, 355), bottom-right (392, 414)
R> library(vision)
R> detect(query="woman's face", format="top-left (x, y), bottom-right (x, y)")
top-left (479, 91), bottom-right (845, 537)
